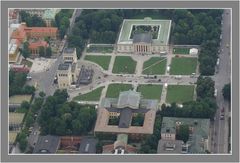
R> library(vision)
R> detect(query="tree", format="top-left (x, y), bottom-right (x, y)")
top-left (39, 46), bottom-right (45, 57)
top-left (196, 76), bottom-right (215, 99)
top-left (20, 101), bottom-right (30, 110)
top-left (39, 91), bottom-right (46, 98)
top-left (177, 124), bottom-right (189, 143)
top-left (16, 132), bottom-right (28, 152)
top-left (46, 47), bottom-right (52, 58)
top-left (222, 83), bottom-right (230, 102)
top-left (21, 42), bottom-right (30, 59)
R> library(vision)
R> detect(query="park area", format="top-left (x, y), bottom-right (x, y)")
top-left (112, 56), bottom-right (137, 74)
top-left (106, 84), bottom-right (133, 98)
top-left (9, 95), bottom-right (32, 105)
top-left (73, 86), bottom-right (104, 101)
top-left (173, 48), bottom-right (190, 55)
top-left (166, 85), bottom-right (195, 104)
top-left (142, 57), bottom-right (167, 75)
top-left (86, 45), bottom-right (114, 53)
top-left (84, 55), bottom-right (111, 70)
top-left (170, 57), bottom-right (198, 75)
top-left (137, 84), bottom-right (163, 100)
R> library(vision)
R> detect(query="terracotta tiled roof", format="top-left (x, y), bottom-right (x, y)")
top-left (29, 41), bottom-right (48, 49)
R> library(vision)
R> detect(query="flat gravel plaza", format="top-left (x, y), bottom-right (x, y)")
top-left (137, 84), bottom-right (163, 100)
top-left (166, 85), bottom-right (195, 104)
top-left (112, 56), bottom-right (137, 74)
top-left (170, 57), bottom-right (198, 75)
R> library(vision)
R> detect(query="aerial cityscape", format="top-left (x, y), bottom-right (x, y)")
top-left (8, 9), bottom-right (231, 154)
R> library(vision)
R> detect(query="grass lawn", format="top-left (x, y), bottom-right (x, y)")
top-left (142, 57), bottom-right (167, 75)
top-left (9, 95), bottom-right (32, 104)
top-left (21, 59), bottom-right (33, 68)
top-left (170, 57), bottom-right (198, 75)
top-left (166, 85), bottom-right (195, 104)
top-left (106, 84), bottom-right (133, 98)
top-left (173, 48), bottom-right (190, 54)
top-left (86, 45), bottom-right (114, 53)
top-left (137, 84), bottom-right (163, 100)
top-left (112, 56), bottom-right (137, 74)
top-left (84, 55), bottom-right (111, 70)
top-left (73, 86), bottom-right (104, 101)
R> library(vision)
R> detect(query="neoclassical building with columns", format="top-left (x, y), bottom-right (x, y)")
top-left (117, 17), bottom-right (172, 55)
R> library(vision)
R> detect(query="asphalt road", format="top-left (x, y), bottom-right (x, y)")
top-left (27, 9), bottom-right (81, 148)
top-left (211, 9), bottom-right (231, 154)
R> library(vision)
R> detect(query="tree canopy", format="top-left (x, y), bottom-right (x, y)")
top-left (222, 83), bottom-right (230, 102)
top-left (39, 89), bottom-right (97, 136)
top-left (176, 124), bottom-right (189, 143)
top-left (19, 11), bottom-right (46, 27)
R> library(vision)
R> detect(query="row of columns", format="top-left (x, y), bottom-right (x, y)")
top-left (135, 44), bottom-right (149, 53)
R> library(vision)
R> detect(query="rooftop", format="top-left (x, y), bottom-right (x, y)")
top-left (157, 139), bottom-right (184, 154)
top-left (33, 135), bottom-right (60, 153)
top-left (63, 48), bottom-right (76, 54)
top-left (94, 90), bottom-right (157, 135)
top-left (117, 90), bottom-right (141, 109)
top-left (132, 33), bottom-right (152, 44)
top-left (118, 17), bottom-right (171, 45)
top-left (161, 117), bottom-right (210, 153)
top-left (79, 137), bottom-right (97, 154)
top-left (58, 63), bottom-right (70, 71)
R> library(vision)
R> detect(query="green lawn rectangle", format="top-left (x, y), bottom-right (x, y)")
top-left (142, 57), bottom-right (167, 75)
top-left (84, 55), bottom-right (111, 70)
top-left (170, 57), bottom-right (197, 75)
top-left (166, 85), bottom-right (195, 104)
top-left (137, 84), bottom-right (163, 100)
top-left (73, 86), bottom-right (104, 101)
top-left (112, 56), bottom-right (137, 74)
top-left (173, 48), bottom-right (190, 54)
top-left (106, 84), bottom-right (133, 98)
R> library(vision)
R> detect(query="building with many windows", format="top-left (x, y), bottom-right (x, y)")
top-left (117, 17), bottom-right (172, 55)
top-left (158, 117), bottom-right (211, 154)
top-left (57, 48), bottom-right (79, 89)
top-left (94, 90), bottom-right (158, 139)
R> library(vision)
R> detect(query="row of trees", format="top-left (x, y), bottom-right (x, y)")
top-left (55, 9), bottom-right (73, 39)
top-left (19, 11), bottom-right (46, 27)
top-left (171, 9), bottom-right (223, 75)
top-left (39, 89), bottom-right (97, 136)
top-left (161, 76), bottom-right (217, 120)
top-left (9, 70), bottom-right (35, 96)
top-left (222, 83), bottom-right (231, 102)
top-left (39, 46), bottom-right (52, 58)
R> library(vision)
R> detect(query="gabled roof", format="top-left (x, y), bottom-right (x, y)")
top-left (117, 90), bottom-right (141, 109)
top-left (132, 33), bottom-right (152, 44)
